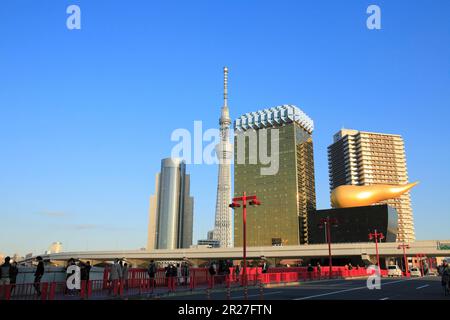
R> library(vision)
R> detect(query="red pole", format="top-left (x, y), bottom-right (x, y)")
top-left (402, 246), bottom-right (407, 274)
top-left (327, 221), bottom-right (332, 279)
top-left (403, 246), bottom-right (409, 275)
top-left (243, 191), bottom-right (247, 290)
top-left (375, 231), bottom-right (381, 269)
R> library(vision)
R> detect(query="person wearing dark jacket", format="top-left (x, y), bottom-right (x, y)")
top-left (34, 256), bottom-right (45, 296)
top-left (307, 263), bottom-right (314, 280)
top-left (234, 264), bottom-right (241, 282)
top-left (441, 260), bottom-right (450, 292)
top-left (148, 260), bottom-right (157, 287)
top-left (80, 261), bottom-right (91, 294)
top-left (262, 261), bottom-right (269, 274)
top-left (9, 261), bottom-right (19, 295)
top-left (208, 263), bottom-right (216, 276)
top-left (0, 256), bottom-right (11, 286)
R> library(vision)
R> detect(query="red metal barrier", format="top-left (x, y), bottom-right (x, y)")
top-left (1, 266), bottom-right (392, 300)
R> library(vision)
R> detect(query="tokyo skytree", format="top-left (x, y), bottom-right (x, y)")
top-left (212, 67), bottom-right (233, 248)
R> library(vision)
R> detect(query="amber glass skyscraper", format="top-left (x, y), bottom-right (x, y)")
top-left (233, 105), bottom-right (316, 247)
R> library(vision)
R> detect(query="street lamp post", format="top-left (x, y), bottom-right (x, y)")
top-left (368, 229), bottom-right (385, 269)
top-left (318, 216), bottom-right (338, 279)
top-left (229, 192), bottom-right (261, 294)
top-left (397, 243), bottom-right (410, 276)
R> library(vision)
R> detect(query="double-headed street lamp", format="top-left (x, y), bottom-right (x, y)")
top-left (397, 243), bottom-right (410, 276)
top-left (368, 229), bottom-right (385, 269)
top-left (318, 216), bottom-right (338, 279)
top-left (229, 192), bottom-right (261, 288)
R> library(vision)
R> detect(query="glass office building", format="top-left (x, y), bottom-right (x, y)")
top-left (147, 158), bottom-right (194, 250)
top-left (233, 105), bottom-right (316, 246)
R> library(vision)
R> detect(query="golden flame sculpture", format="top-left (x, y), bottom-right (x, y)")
top-left (331, 182), bottom-right (419, 208)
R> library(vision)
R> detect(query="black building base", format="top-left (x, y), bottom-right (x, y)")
top-left (308, 204), bottom-right (398, 244)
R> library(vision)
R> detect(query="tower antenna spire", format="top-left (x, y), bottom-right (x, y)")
top-left (223, 66), bottom-right (228, 107)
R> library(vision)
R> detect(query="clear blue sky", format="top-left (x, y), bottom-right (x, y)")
top-left (1, 0), bottom-right (449, 256)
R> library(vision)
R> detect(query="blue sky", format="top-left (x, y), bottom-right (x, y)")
top-left (1, 0), bottom-right (449, 256)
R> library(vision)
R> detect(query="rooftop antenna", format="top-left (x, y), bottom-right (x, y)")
top-left (223, 66), bottom-right (228, 107)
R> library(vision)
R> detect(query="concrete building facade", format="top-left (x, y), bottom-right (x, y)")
top-left (328, 129), bottom-right (415, 242)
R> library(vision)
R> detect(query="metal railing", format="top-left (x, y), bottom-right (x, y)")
top-left (0, 266), bottom-right (388, 300)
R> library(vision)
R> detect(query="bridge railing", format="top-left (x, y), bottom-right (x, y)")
top-left (0, 266), bottom-right (389, 300)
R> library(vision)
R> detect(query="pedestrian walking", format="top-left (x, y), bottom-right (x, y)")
top-left (34, 256), bottom-right (45, 297)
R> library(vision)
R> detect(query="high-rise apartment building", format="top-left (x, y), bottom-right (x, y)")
top-left (328, 129), bottom-right (415, 242)
top-left (233, 105), bottom-right (316, 246)
top-left (213, 67), bottom-right (233, 248)
top-left (147, 158), bottom-right (194, 250)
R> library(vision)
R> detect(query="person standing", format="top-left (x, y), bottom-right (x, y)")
top-left (84, 261), bottom-right (91, 282)
top-left (109, 259), bottom-right (121, 296)
top-left (80, 261), bottom-right (91, 295)
top-left (0, 256), bottom-right (11, 286)
top-left (9, 261), bottom-right (19, 295)
top-left (119, 260), bottom-right (124, 283)
top-left (176, 263), bottom-right (182, 285)
top-left (169, 264), bottom-right (177, 292)
top-left (441, 260), bottom-right (450, 293)
top-left (208, 262), bottom-right (216, 277)
top-left (262, 260), bottom-right (269, 274)
top-left (234, 263), bottom-right (241, 283)
top-left (317, 262), bottom-right (322, 279)
top-left (147, 260), bottom-right (157, 288)
top-left (307, 263), bottom-right (314, 281)
top-left (122, 263), bottom-right (129, 290)
top-left (182, 262), bottom-right (190, 285)
top-left (34, 256), bottom-right (45, 297)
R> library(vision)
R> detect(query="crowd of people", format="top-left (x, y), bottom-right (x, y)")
top-left (0, 256), bottom-right (19, 295)
top-left (2, 255), bottom-right (450, 298)
top-left (146, 260), bottom-right (191, 287)
top-left (108, 258), bottom-right (130, 295)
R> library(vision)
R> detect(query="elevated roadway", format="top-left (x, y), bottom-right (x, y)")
top-left (25, 240), bottom-right (450, 263)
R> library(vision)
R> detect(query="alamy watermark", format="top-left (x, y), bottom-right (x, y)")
top-left (367, 4), bottom-right (381, 30)
top-left (66, 5), bottom-right (81, 30)
top-left (66, 265), bottom-right (81, 290)
top-left (366, 265), bottom-right (382, 289)
top-left (170, 121), bottom-right (279, 176)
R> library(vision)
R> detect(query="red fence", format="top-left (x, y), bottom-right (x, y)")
top-left (0, 266), bottom-right (388, 300)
